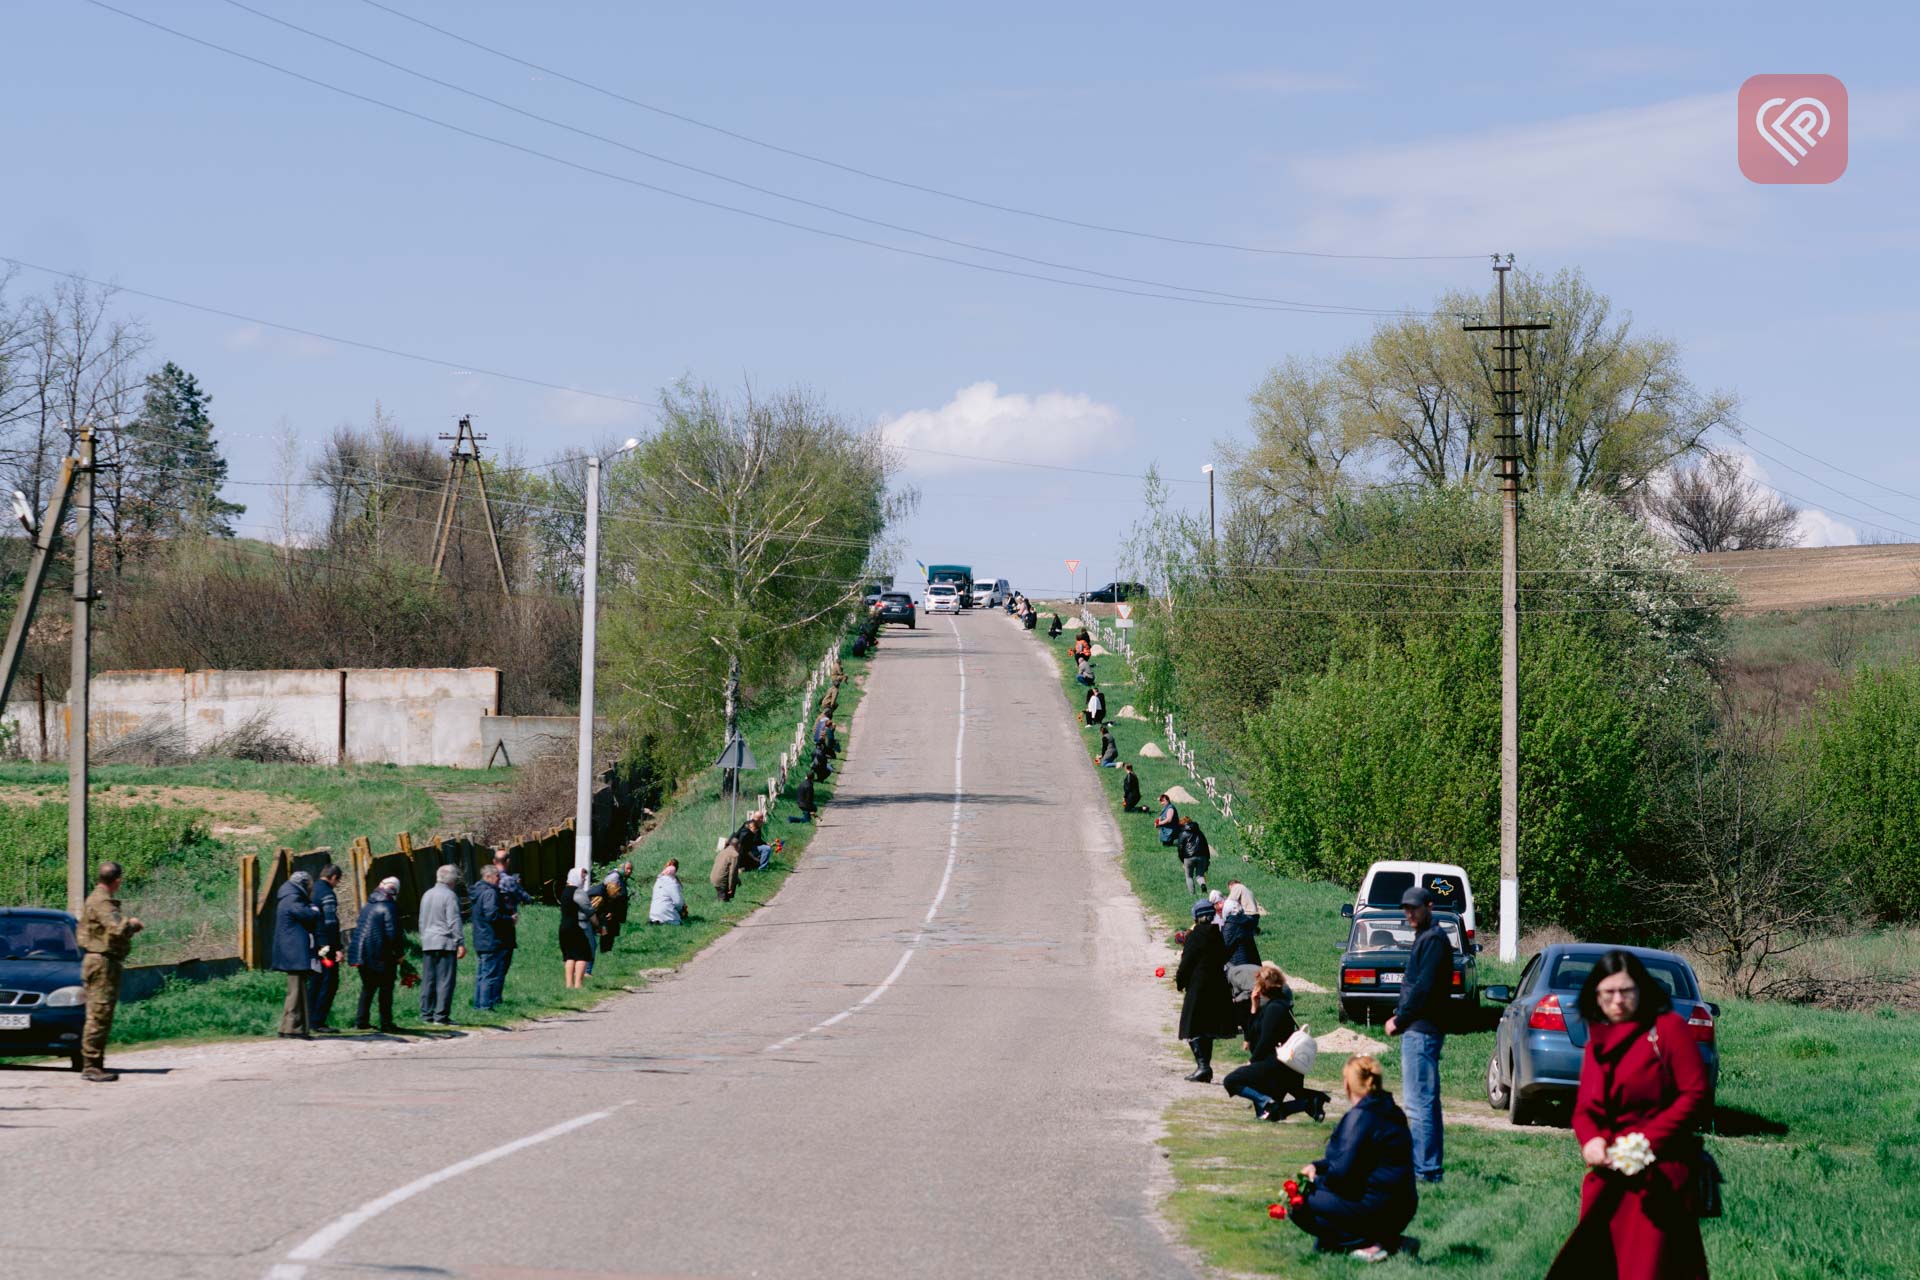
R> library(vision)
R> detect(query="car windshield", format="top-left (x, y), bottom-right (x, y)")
top-left (1364, 870), bottom-right (1467, 914)
top-left (1350, 916), bottom-right (1463, 954)
top-left (0, 917), bottom-right (82, 962)
top-left (929, 586), bottom-right (954, 596)
top-left (1548, 951), bottom-right (1694, 999)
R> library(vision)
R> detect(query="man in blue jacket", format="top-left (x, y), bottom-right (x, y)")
top-left (349, 877), bottom-right (404, 1032)
top-left (470, 864), bottom-right (514, 1011)
top-left (271, 871), bottom-right (321, 1040)
top-left (1383, 886), bottom-right (1452, 1183)
top-left (307, 864), bottom-right (345, 1033)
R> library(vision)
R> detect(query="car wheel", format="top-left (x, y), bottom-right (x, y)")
top-left (1485, 1051), bottom-right (1511, 1111)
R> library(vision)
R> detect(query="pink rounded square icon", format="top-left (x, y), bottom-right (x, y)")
top-left (1739, 75), bottom-right (1847, 184)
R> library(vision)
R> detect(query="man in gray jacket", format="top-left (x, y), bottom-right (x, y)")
top-left (417, 865), bottom-right (466, 1026)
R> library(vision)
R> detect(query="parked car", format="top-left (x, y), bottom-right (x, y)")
top-left (0, 907), bottom-right (88, 1070)
top-left (1078, 581), bottom-right (1148, 604)
top-left (971, 576), bottom-right (1010, 608)
top-left (1482, 943), bottom-right (1720, 1126)
top-left (1337, 908), bottom-right (1478, 1024)
top-left (876, 591), bottom-right (916, 628)
top-left (924, 583), bottom-right (962, 614)
top-left (1342, 859), bottom-right (1478, 941)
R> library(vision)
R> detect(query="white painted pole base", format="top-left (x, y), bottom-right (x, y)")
top-left (1499, 876), bottom-right (1519, 963)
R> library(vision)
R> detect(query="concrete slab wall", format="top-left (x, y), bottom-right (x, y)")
top-left (480, 715), bottom-right (589, 768)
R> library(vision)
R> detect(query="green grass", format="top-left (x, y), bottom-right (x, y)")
top-left (1034, 617), bottom-right (1920, 1279)
top-left (25, 645), bottom-right (868, 1050)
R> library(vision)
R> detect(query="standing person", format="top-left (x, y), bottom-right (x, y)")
top-left (1156, 794), bottom-right (1181, 846)
top-left (272, 870), bottom-right (321, 1040)
top-left (75, 861), bottom-right (143, 1082)
top-left (1291, 1056), bottom-right (1418, 1261)
top-left (709, 838), bottom-right (745, 904)
top-left (1176, 817), bottom-right (1211, 894)
top-left (559, 867), bottom-right (593, 988)
top-left (791, 769), bottom-right (817, 823)
top-left (1121, 763), bottom-right (1142, 812)
top-left (1175, 900), bottom-right (1238, 1083)
top-left (1223, 966), bottom-right (1328, 1122)
top-left (492, 848), bottom-right (529, 992)
top-left (649, 859), bottom-right (688, 924)
top-left (1383, 887), bottom-right (1452, 1184)
top-left (469, 863), bottom-right (513, 1012)
top-left (416, 865), bottom-right (465, 1026)
top-left (1547, 951), bottom-right (1714, 1280)
top-left (307, 864), bottom-right (345, 1034)
top-left (349, 876), bottom-right (404, 1032)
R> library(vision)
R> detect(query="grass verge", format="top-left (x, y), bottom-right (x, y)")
top-left (1030, 610), bottom-right (1920, 1279)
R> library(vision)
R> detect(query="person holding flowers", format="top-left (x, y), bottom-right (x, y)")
top-left (1549, 949), bottom-right (1713, 1279)
top-left (1288, 1054), bottom-right (1417, 1262)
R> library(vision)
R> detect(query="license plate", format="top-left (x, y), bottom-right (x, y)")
top-left (0, 1013), bottom-right (30, 1030)
top-left (1379, 972), bottom-right (1402, 985)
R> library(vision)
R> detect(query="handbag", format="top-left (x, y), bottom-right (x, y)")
top-left (1278, 1024), bottom-right (1318, 1073)
top-left (1648, 1025), bottom-right (1724, 1218)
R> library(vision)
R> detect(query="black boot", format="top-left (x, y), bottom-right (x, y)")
top-left (1184, 1038), bottom-right (1213, 1083)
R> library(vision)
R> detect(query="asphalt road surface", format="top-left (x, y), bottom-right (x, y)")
top-left (1, 614), bottom-right (1198, 1280)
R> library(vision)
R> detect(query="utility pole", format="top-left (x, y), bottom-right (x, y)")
top-left (431, 415), bottom-right (512, 597)
top-left (1463, 256), bottom-right (1550, 965)
top-left (68, 429), bottom-right (96, 914)
top-left (572, 439), bottom-right (639, 872)
top-left (1202, 464), bottom-right (1216, 550)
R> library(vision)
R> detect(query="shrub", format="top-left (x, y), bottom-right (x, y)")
top-left (1805, 662), bottom-right (1920, 921)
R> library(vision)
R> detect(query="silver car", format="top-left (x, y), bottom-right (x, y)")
top-left (1483, 943), bottom-right (1720, 1126)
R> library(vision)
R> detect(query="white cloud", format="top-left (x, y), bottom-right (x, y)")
top-left (1792, 507), bottom-right (1860, 548)
top-left (879, 382), bottom-right (1129, 472)
top-left (222, 325), bottom-right (335, 358)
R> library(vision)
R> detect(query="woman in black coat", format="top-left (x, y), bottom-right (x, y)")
top-left (1174, 900), bottom-right (1240, 1083)
top-left (1292, 1055), bottom-right (1417, 1260)
top-left (1222, 967), bottom-right (1330, 1122)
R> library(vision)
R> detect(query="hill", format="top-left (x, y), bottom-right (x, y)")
top-left (1692, 543), bottom-right (1920, 612)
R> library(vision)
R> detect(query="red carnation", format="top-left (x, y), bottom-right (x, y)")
top-left (1282, 1180), bottom-right (1299, 1195)
top-left (1267, 1203), bottom-right (1286, 1220)
top-left (1154, 966), bottom-right (1166, 978)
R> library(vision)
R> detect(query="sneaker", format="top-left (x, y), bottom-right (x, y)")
top-left (1351, 1245), bottom-right (1390, 1263)
top-left (81, 1066), bottom-right (118, 1083)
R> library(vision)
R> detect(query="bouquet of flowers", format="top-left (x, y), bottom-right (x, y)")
top-left (1605, 1132), bottom-right (1656, 1177)
top-left (399, 958), bottom-right (421, 990)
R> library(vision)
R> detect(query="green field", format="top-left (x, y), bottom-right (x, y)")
top-left (1, 644), bottom-right (867, 1052)
top-left (1035, 612), bottom-right (1920, 1279)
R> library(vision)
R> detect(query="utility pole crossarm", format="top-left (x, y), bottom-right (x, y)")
top-left (0, 458), bottom-right (79, 710)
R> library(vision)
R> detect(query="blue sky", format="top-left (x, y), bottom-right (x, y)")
top-left (6, 0), bottom-right (1917, 593)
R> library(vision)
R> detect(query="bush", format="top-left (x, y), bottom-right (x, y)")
top-left (1805, 662), bottom-right (1920, 921)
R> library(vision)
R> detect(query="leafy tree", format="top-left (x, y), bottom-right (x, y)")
top-left (125, 362), bottom-right (245, 541)
top-left (1804, 661), bottom-right (1920, 921)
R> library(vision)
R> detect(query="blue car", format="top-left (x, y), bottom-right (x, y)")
top-left (0, 908), bottom-right (89, 1070)
top-left (1483, 943), bottom-right (1720, 1126)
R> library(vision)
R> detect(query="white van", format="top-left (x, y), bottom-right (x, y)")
top-left (972, 576), bottom-right (1009, 608)
top-left (1345, 861), bottom-right (1478, 941)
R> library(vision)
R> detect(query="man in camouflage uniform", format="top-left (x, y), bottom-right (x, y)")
top-left (77, 862), bottom-right (144, 1082)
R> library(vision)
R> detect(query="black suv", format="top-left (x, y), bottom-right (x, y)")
top-left (1079, 581), bottom-right (1149, 603)
top-left (875, 591), bottom-right (916, 628)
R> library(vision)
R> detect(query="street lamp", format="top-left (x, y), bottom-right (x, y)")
top-left (1201, 464), bottom-right (1216, 549)
top-left (574, 437), bottom-right (641, 872)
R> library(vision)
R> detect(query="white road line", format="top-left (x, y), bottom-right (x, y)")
top-left (263, 1104), bottom-right (627, 1279)
top-left (763, 617), bottom-right (966, 1055)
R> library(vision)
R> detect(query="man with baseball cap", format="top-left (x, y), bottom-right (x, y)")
top-left (1384, 885), bottom-right (1452, 1182)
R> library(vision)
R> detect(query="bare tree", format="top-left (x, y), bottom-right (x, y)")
top-left (1642, 450), bottom-right (1801, 553)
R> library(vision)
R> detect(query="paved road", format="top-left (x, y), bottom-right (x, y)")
top-left (1, 614), bottom-right (1197, 1280)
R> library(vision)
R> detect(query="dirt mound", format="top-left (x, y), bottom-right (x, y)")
top-left (0, 784), bottom-right (318, 842)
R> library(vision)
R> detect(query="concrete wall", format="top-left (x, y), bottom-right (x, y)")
top-left (1, 667), bottom-right (502, 767)
top-left (480, 715), bottom-right (592, 768)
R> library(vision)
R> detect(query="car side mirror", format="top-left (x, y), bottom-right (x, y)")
top-left (1707, 1002), bottom-right (1721, 1018)
top-left (1471, 942), bottom-right (1483, 954)
top-left (1484, 985), bottom-right (1513, 1003)
top-left (1339, 903), bottom-right (1354, 918)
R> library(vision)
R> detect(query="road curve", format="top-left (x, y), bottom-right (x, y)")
top-left (1, 613), bottom-right (1196, 1280)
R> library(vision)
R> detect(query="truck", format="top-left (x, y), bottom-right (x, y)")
top-left (925, 564), bottom-right (975, 609)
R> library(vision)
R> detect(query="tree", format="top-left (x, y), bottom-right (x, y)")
top-left (1804, 661), bottom-right (1920, 922)
top-left (124, 362), bottom-right (246, 543)
top-left (1639, 450), bottom-right (1800, 553)
top-left (1227, 357), bottom-right (1357, 531)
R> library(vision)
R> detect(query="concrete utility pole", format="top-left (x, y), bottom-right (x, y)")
top-left (573, 439), bottom-right (639, 872)
top-left (1463, 257), bottom-right (1550, 964)
top-left (1202, 463), bottom-right (1216, 549)
top-left (68, 429), bottom-right (96, 915)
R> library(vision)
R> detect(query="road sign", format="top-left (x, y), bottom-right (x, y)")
top-left (1115, 618), bottom-right (1135, 628)
top-left (713, 736), bottom-right (758, 772)
top-left (1116, 603), bottom-right (1133, 620)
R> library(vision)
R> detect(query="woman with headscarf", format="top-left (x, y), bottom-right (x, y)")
top-left (559, 867), bottom-right (594, 989)
top-left (649, 859), bottom-right (687, 925)
top-left (1174, 899), bottom-right (1239, 1083)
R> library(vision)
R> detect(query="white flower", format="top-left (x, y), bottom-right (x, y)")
top-left (1606, 1131), bottom-right (1657, 1177)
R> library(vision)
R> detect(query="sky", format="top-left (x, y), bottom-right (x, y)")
top-left (5, 0), bottom-right (1918, 595)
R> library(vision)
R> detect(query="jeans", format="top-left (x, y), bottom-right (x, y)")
top-left (419, 949), bottom-right (458, 1022)
top-left (1401, 1027), bottom-right (1444, 1179)
top-left (473, 947), bottom-right (511, 1009)
top-left (1183, 857), bottom-right (1210, 893)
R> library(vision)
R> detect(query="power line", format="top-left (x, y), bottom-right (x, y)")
top-left (214, 0), bottom-right (1439, 318)
top-left (354, 0), bottom-right (1484, 264)
top-left (84, 1), bottom-right (1432, 319)
top-left (1734, 416), bottom-right (1920, 509)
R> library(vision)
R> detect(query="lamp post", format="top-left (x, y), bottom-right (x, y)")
top-left (1201, 463), bottom-right (1216, 550)
top-left (574, 437), bottom-right (640, 873)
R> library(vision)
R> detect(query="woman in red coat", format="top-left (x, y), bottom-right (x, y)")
top-left (1550, 950), bottom-right (1713, 1279)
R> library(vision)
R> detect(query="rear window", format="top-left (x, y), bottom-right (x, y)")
top-left (1350, 917), bottom-right (1464, 954)
top-left (1549, 952), bottom-right (1695, 999)
top-left (1364, 871), bottom-right (1467, 914)
top-left (0, 916), bottom-right (81, 962)
top-left (882, 593), bottom-right (911, 604)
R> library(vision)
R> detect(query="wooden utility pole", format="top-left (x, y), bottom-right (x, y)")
top-left (1463, 257), bottom-right (1550, 965)
top-left (430, 415), bottom-right (512, 597)
top-left (68, 428), bottom-right (97, 915)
